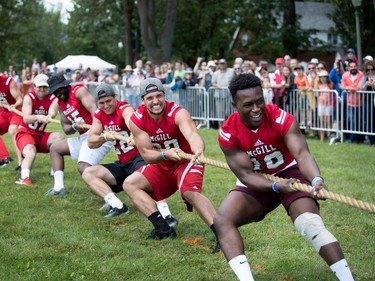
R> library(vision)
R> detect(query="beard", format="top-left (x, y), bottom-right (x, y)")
top-left (350, 69), bottom-right (358, 75)
top-left (57, 87), bottom-right (70, 102)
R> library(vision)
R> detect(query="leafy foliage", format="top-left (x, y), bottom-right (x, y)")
top-left (329, 0), bottom-right (375, 57)
top-left (0, 0), bottom-right (65, 70)
top-left (65, 0), bottom-right (124, 68)
top-left (0, 0), bottom-right (374, 73)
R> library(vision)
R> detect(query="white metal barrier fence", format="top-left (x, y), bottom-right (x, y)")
top-left (286, 89), bottom-right (341, 141)
top-left (339, 90), bottom-right (375, 143)
top-left (91, 84), bottom-right (375, 143)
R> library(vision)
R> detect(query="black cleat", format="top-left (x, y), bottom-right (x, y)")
top-left (14, 164), bottom-right (21, 172)
top-left (148, 227), bottom-right (176, 240)
top-left (104, 205), bottom-right (130, 218)
top-left (0, 158), bottom-right (10, 168)
top-left (164, 215), bottom-right (179, 227)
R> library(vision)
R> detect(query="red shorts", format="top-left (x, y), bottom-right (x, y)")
top-left (0, 110), bottom-right (22, 134)
top-left (137, 159), bottom-right (204, 203)
top-left (16, 128), bottom-right (52, 154)
top-left (232, 165), bottom-right (319, 220)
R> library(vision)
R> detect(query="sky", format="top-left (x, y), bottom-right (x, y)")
top-left (43, 0), bottom-right (73, 23)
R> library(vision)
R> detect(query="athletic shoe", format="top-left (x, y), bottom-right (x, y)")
top-left (0, 158), bottom-right (10, 168)
top-left (45, 188), bottom-right (67, 196)
top-left (15, 177), bottom-right (32, 186)
top-left (212, 240), bottom-right (221, 254)
top-left (148, 227), bottom-right (176, 240)
top-left (104, 205), bottom-right (130, 218)
top-left (329, 137), bottom-right (340, 145)
top-left (99, 202), bottom-right (110, 211)
top-left (164, 215), bottom-right (179, 227)
top-left (14, 165), bottom-right (21, 172)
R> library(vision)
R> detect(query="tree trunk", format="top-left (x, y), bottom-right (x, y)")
top-left (281, 0), bottom-right (297, 57)
top-left (123, 0), bottom-right (135, 66)
top-left (136, 0), bottom-right (178, 64)
top-left (161, 0), bottom-right (178, 62)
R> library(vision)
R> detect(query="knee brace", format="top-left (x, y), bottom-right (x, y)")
top-left (294, 212), bottom-right (337, 252)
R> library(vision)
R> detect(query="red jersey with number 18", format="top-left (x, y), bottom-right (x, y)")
top-left (131, 101), bottom-right (193, 166)
top-left (94, 101), bottom-right (138, 164)
top-left (218, 104), bottom-right (296, 175)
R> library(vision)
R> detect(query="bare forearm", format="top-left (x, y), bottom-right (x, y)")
top-left (235, 169), bottom-right (273, 192)
top-left (140, 148), bottom-right (165, 164)
top-left (189, 133), bottom-right (205, 154)
top-left (24, 114), bottom-right (44, 124)
top-left (88, 134), bottom-right (107, 148)
top-left (296, 154), bottom-right (321, 182)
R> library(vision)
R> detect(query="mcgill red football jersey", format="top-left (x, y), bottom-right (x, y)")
top-left (57, 85), bottom-right (92, 134)
top-left (18, 91), bottom-right (57, 135)
top-left (94, 101), bottom-right (138, 163)
top-left (131, 101), bottom-right (193, 165)
top-left (218, 104), bottom-right (296, 175)
top-left (0, 75), bottom-right (16, 106)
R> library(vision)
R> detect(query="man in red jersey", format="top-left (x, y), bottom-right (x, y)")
top-left (82, 84), bottom-right (140, 217)
top-left (0, 74), bottom-right (24, 168)
top-left (123, 78), bottom-right (220, 253)
top-left (46, 74), bottom-right (113, 196)
top-left (215, 74), bottom-right (354, 281)
top-left (82, 84), bottom-right (177, 222)
top-left (15, 74), bottom-right (64, 185)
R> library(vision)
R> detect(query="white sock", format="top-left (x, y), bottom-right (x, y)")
top-left (157, 202), bottom-right (173, 218)
top-left (330, 259), bottom-right (354, 281)
top-left (21, 169), bottom-right (30, 179)
top-left (228, 255), bottom-right (254, 281)
top-left (104, 193), bottom-right (123, 209)
top-left (53, 171), bottom-right (65, 191)
top-left (50, 167), bottom-right (54, 176)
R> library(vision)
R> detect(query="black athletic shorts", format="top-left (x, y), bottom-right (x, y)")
top-left (102, 153), bottom-right (146, 193)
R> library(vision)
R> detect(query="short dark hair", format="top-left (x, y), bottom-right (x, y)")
top-left (228, 73), bottom-right (262, 101)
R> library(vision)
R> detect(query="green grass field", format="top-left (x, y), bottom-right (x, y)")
top-left (0, 124), bottom-right (374, 281)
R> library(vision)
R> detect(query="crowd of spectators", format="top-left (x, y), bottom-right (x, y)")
top-left (2, 49), bottom-right (374, 146)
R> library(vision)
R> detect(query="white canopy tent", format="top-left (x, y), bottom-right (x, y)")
top-left (49, 55), bottom-right (116, 71)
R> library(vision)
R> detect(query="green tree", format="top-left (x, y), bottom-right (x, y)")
top-left (329, 0), bottom-right (375, 57)
top-left (172, 0), bottom-right (236, 63)
top-left (123, 0), bottom-right (136, 66)
top-left (136, 0), bottom-right (178, 64)
top-left (0, 0), bottom-right (66, 71)
top-left (66, 0), bottom-right (124, 69)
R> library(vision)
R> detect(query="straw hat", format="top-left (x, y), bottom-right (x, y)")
top-left (318, 70), bottom-right (329, 77)
top-left (122, 65), bottom-right (133, 72)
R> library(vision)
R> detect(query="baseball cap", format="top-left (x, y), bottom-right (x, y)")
top-left (47, 73), bottom-right (71, 94)
top-left (310, 58), bottom-right (319, 64)
top-left (139, 78), bottom-right (165, 98)
top-left (219, 58), bottom-right (227, 64)
top-left (347, 48), bottom-right (356, 54)
top-left (207, 60), bottom-right (216, 68)
top-left (94, 84), bottom-right (116, 100)
top-left (275, 58), bottom-right (284, 64)
top-left (33, 74), bottom-right (49, 87)
top-left (363, 55), bottom-right (373, 61)
top-left (294, 65), bottom-right (304, 71)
